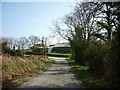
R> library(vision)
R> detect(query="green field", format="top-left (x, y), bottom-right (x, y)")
top-left (46, 52), bottom-right (72, 57)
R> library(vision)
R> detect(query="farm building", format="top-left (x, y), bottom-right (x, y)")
top-left (30, 44), bottom-right (48, 53)
top-left (30, 43), bottom-right (71, 54)
top-left (32, 47), bottom-right (48, 53)
top-left (48, 42), bottom-right (71, 53)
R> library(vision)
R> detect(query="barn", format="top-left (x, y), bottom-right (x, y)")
top-left (48, 42), bottom-right (71, 53)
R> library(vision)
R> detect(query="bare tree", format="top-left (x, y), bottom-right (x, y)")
top-left (7, 38), bottom-right (14, 50)
top-left (52, 2), bottom-right (99, 65)
top-left (53, 2), bottom-right (99, 44)
top-left (28, 35), bottom-right (40, 47)
top-left (17, 37), bottom-right (28, 50)
top-left (93, 2), bottom-right (120, 44)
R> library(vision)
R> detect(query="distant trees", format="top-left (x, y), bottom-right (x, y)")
top-left (0, 35), bottom-right (47, 56)
top-left (18, 37), bottom-right (29, 50)
top-left (41, 36), bottom-right (48, 55)
top-left (28, 35), bottom-right (40, 46)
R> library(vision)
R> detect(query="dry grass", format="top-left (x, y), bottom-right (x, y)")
top-left (2, 54), bottom-right (54, 88)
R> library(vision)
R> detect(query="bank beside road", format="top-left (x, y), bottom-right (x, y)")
top-left (67, 59), bottom-right (111, 88)
top-left (2, 55), bottom-right (55, 88)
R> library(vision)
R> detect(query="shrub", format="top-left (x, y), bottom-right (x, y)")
top-left (1, 41), bottom-right (11, 54)
top-left (103, 30), bottom-right (120, 87)
top-left (84, 41), bottom-right (105, 77)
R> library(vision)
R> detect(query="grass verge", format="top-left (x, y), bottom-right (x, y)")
top-left (67, 59), bottom-right (111, 88)
top-left (2, 54), bottom-right (55, 88)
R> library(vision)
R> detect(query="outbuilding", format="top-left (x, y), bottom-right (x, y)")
top-left (48, 42), bottom-right (71, 53)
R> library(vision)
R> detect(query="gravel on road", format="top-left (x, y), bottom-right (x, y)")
top-left (19, 57), bottom-right (83, 88)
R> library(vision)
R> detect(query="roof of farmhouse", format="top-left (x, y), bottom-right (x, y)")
top-left (49, 42), bottom-right (70, 48)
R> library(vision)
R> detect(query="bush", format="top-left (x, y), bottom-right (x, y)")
top-left (84, 41), bottom-right (105, 77)
top-left (1, 41), bottom-right (11, 54)
top-left (70, 40), bottom-right (86, 66)
top-left (8, 50), bottom-right (24, 57)
top-left (103, 30), bottom-right (120, 87)
top-left (9, 50), bottom-right (17, 56)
